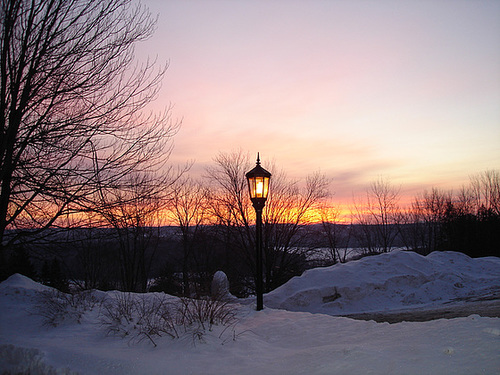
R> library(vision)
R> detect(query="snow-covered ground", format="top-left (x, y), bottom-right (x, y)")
top-left (1, 251), bottom-right (499, 374)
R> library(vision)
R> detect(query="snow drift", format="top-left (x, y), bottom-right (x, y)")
top-left (265, 251), bottom-right (500, 314)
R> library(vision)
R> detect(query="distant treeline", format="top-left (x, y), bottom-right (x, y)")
top-left (2, 212), bottom-right (498, 298)
top-left (1, 162), bottom-right (498, 297)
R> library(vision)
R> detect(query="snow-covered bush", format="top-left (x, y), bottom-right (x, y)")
top-left (101, 293), bottom-right (179, 346)
top-left (32, 286), bottom-right (239, 347)
top-left (34, 289), bottom-right (104, 327)
top-left (177, 296), bottom-right (238, 332)
top-left (100, 292), bottom-right (239, 346)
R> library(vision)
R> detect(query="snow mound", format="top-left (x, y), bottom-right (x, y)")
top-left (0, 273), bottom-right (52, 297)
top-left (211, 270), bottom-right (236, 301)
top-left (265, 251), bottom-right (500, 315)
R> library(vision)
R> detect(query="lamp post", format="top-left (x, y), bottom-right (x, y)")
top-left (246, 153), bottom-right (271, 311)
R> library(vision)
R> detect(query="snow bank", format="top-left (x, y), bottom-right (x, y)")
top-left (265, 251), bottom-right (500, 314)
top-left (0, 273), bottom-right (52, 293)
top-left (0, 273), bottom-right (53, 303)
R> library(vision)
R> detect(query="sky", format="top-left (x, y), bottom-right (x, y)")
top-left (136, 0), bottom-right (500, 204)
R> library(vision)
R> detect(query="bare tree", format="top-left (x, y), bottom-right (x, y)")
top-left (206, 150), bottom-right (253, 230)
top-left (318, 203), bottom-right (354, 264)
top-left (95, 172), bottom-right (171, 292)
top-left (440, 171), bottom-right (500, 257)
top-left (263, 170), bottom-right (329, 290)
top-left (401, 188), bottom-right (450, 254)
top-left (205, 150), bottom-right (254, 291)
top-left (205, 151), bottom-right (329, 293)
top-left (353, 177), bottom-right (401, 253)
top-left (0, 0), bottom-right (178, 260)
top-left (168, 176), bottom-right (210, 296)
top-left (70, 221), bottom-right (117, 291)
top-left (469, 170), bottom-right (500, 215)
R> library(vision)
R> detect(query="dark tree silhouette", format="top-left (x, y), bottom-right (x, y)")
top-left (94, 172), bottom-right (172, 292)
top-left (400, 188), bottom-right (450, 255)
top-left (353, 178), bottom-right (401, 254)
top-left (318, 203), bottom-right (355, 264)
top-left (41, 257), bottom-right (69, 292)
top-left (440, 170), bottom-right (500, 257)
top-left (0, 0), bottom-right (178, 264)
top-left (168, 176), bottom-right (211, 296)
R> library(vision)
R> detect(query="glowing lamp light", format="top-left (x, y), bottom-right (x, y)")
top-left (249, 176), bottom-right (268, 199)
top-left (245, 153), bottom-right (271, 210)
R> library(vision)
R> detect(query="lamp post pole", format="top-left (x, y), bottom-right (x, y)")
top-left (245, 153), bottom-right (271, 311)
top-left (255, 205), bottom-right (264, 311)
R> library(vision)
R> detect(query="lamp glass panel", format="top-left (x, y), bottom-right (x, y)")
top-left (262, 177), bottom-right (269, 198)
top-left (248, 176), bottom-right (270, 199)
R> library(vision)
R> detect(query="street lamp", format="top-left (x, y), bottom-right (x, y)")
top-left (246, 153), bottom-right (271, 311)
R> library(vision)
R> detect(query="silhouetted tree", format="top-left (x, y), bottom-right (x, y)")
top-left (205, 150), bottom-right (254, 292)
top-left (467, 170), bottom-right (499, 216)
top-left (263, 170), bottom-right (329, 290)
top-left (353, 177), bottom-right (401, 253)
top-left (41, 257), bottom-right (69, 292)
top-left (2, 245), bottom-right (36, 281)
top-left (206, 150), bottom-right (329, 293)
top-left (440, 172), bottom-right (500, 257)
top-left (400, 188), bottom-right (450, 254)
top-left (168, 176), bottom-right (212, 296)
top-left (70, 226), bottom-right (118, 290)
top-left (400, 171), bottom-right (500, 257)
top-left (0, 0), bottom-right (178, 260)
top-left (95, 172), bottom-right (173, 292)
top-left (318, 203), bottom-right (355, 264)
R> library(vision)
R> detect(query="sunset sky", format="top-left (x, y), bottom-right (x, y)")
top-left (137, 0), bottom-right (500, 204)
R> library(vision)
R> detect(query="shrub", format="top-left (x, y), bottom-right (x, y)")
top-left (100, 293), bottom-right (179, 347)
top-left (177, 296), bottom-right (237, 331)
top-left (100, 293), bottom-right (238, 346)
top-left (34, 289), bottom-right (104, 327)
top-left (34, 288), bottom-right (239, 347)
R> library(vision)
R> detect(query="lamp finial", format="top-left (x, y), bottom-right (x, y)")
top-left (256, 152), bottom-right (260, 165)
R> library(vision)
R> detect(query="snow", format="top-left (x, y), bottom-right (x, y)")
top-left (0, 273), bottom-right (52, 293)
top-left (1, 251), bottom-right (499, 374)
top-left (211, 270), bottom-right (235, 301)
top-left (265, 250), bottom-right (500, 315)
